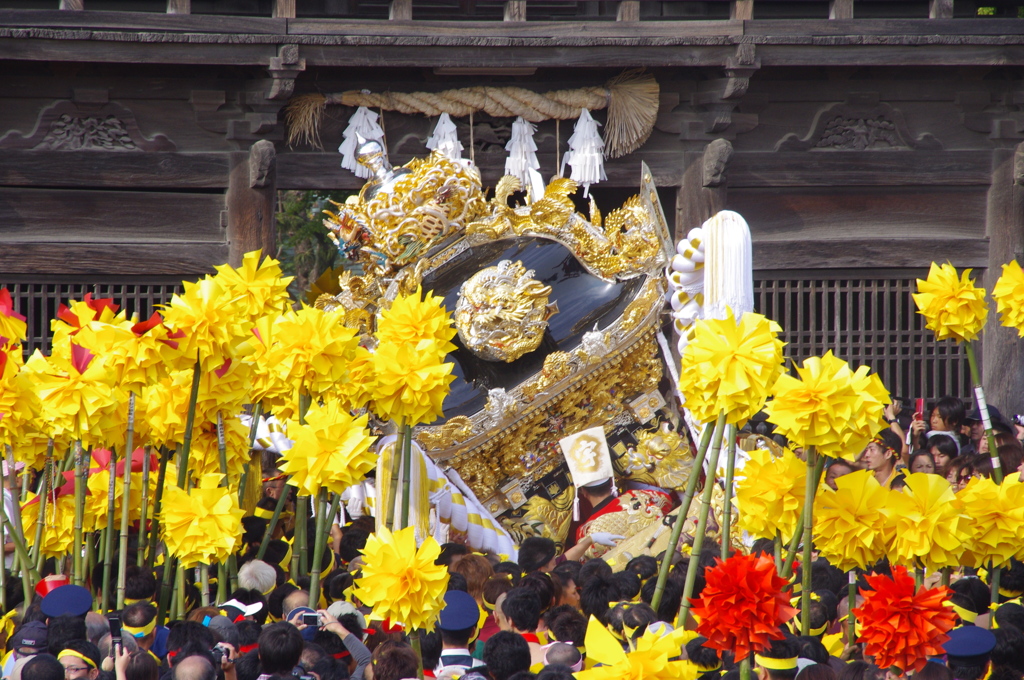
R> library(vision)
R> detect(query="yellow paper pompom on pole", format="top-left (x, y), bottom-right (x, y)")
top-left (353, 526), bottom-right (450, 632)
top-left (375, 286), bottom-right (458, 361)
top-left (993, 259), bottom-right (1024, 337)
top-left (813, 469), bottom-right (890, 572)
top-left (160, 474), bottom-right (245, 569)
top-left (884, 472), bottom-right (966, 572)
top-left (735, 448), bottom-right (806, 544)
top-left (957, 475), bottom-right (1024, 569)
top-left (280, 401), bottom-right (375, 498)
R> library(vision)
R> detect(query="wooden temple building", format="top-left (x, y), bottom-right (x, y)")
top-left (0, 0), bottom-right (1022, 414)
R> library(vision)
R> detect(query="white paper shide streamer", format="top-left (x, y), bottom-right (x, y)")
top-left (505, 116), bottom-right (545, 200)
top-left (338, 106), bottom-right (386, 179)
top-left (426, 112), bottom-right (464, 160)
top-left (560, 108), bottom-right (606, 196)
top-left (702, 210), bottom-right (754, 322)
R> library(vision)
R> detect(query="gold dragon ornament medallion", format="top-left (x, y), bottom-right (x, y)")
top-left (454, 259), bottom-right (559, 363)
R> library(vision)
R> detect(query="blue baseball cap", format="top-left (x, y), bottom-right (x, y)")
top-left (41, 585), bottom-right (93, 618)
top-left (437, 591), bottom-right (479, 632)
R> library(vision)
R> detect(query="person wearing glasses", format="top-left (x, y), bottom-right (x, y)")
top-left (57, 641), bottom-right (101, 680)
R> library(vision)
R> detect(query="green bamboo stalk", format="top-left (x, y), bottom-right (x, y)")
top-left (294, 495), bottom-right (308, 577)
top-left (200, 564), bottom-right (210, 607)
top-left (650, 422), bottom-right (716, 612)
top-left (32, 441), bottom-right (53, 576)
top-left (177, 358), bottom-right (202, 490)
top-left (176, 563), bottom-right (186, 618)
top-left (147, 448), bottom-right (170, 570)
top-left (384, 427), bottom-right (405, 531)
top-left (781, 454), bottom-right (826, 580)
top-left (256, 479), bottom-right (291, 560)
top-left (137, 446), bottom-right (152, 567)
top-left (677, 412), bottom-right (728, 628)
top-left (941, 567), bottom-right (951, 587)
top-left (102, 446), bottom-right (118, 613)
top-left (73, 440), bottom-right (86, 586)
top-left (400, 423), bottom-right (413, 530)
top-left (721, 424), bottom-right (737, 559)
top-left (117, 393), bottom-right (136, 609)
top-left (157, 556), bottom-right (175, 626)
top-left (217, 562), bottom-right (227, 604)
top-left (216, 411), bottom-right (228, 483)
top-left (238, 402), bottom-right (263, 506)
top-left (847, 571), bottom-right (857, 644)
top-left (964, 342), bottom-right (1003, 484)
top-left (774, 533), bottom-right (782, 572)
top-left (411, 633), bottom-right (425, 680)
top-left (991, 562), bottom-right (1002, 611)
top-left (0, 448), bottom-right (35, 604)
top-left (228, 553), bottom-right (239, 592)
top-left (800, 446), bottom-right (818, 635)
top-left (739, 657), bottom-right (752, 680)
top-left (308, 488), bottom-right (329, 604)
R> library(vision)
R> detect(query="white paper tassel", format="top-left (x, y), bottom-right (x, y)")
top-left (338, 106), bottom-right (386, 179)
top-left (505, 116), bottom-right (540, 188)
top-left (702, 210), bottom-right (754, 322)
top-left (426, 112), bottom-right (464, 159)
top-left (560, 109), bottom-right (607, 197)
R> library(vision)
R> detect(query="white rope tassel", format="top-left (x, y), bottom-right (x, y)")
top-left (560, 108), bottom-right (606, 197)
top-left (702, 210), bottom-right (754, 322)
top-left (338, 106), bottom-right (386, 179)
top-left (505, 116), bottom-right (540, 187)
top-left (426, 112), bottom-right (464, 160)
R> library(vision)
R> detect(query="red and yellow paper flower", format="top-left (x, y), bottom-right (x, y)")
top-left (353, 526), bottom-right (450, 631)
top-left (913, 262), bottom-right (988, 343)
top-left (765, 351), bottom-right (890, 459)
top-left (160, 474), bottom-right (245, 568)
top-left (813, 469), bottom-right (890, 572)
top-left (854, 566), bottom-right (955, 673)
top-left (22, 490), bottom-right (76, 559)
top-left (280, 401), bottom-right (375, 496)
top-left (956, 475), bottom-right (1024, 568)
top-left (162, 276), bottom-right (248, 370)
top-left (690, 553), bottom-right (796, 661)
top-left (883, 472), bottom-right (966, 571)
top-left (992, 259), bottom-right (1024, 337)
top-left (735, 448), bottom-right (806, 543)
top-left (576, 614), bottom-right (698, 680)
top-left (678, 310), bottom-right (785, 426)
top-left (0, 288), bottom-right (27, 346)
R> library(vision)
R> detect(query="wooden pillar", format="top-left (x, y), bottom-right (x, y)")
top-left (273, 0), bottom-right (296, 18)
top-left (730, 0), bottom-right (753, 20)
top-left (504, 0), bottom-right (526, 21)
top-left (829, 0), bottom-right (853, 19)
top-left (390, 0), bottom-right (412, 20)
top-left (59, 0), bottom-right (84, 9)
top-left (983, 146), bottom-right (1024, 416)
top-left (929, 0), bottom-right (954, 18)
top-left (227, 141), bottom-right (277, 267)
top-left (167, 0), bottom-right (190, 13)
top-left (616, 1), bottom-right (639, 21)
top-left (676, 139), bottom-right (732, 240)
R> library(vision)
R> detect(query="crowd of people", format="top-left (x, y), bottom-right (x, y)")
top-left (1, 393), bottom-right (1024, 680)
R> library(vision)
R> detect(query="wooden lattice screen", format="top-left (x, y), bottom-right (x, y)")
top-left (1, 278), bottom-right (183, 358)
top-left (754, 271), bottom-right (972, 402)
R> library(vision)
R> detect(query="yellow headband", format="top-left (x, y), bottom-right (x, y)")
top-left (60, 650), bottom-right (97, 668)
top-left (999, 588), bottom-right (1024, 599)
top-left (122, 620), bottom-right (157, 638)
top-left (697, 663), bottom-right (723, 672)
top-left (123, 597), bottom-right (149, 606)
top-left (755, 656), bottom-right (798, 671)
top-left (255, 507), bottom-right (275, 519)
top-left (952, 605), bottom-right (978, 623)
top-left (809, 622), bottom-right (828, 636)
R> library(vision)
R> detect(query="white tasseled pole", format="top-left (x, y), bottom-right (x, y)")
top-left (505, 116), bottom-right (540, 188)
top-left (426, 113), bottom-right (464, 160)
top-left (560, 109), bottom-right (606, 197)
top-left (338, 106), bottom-right (386, 179)
top-left (702, 210), bottom-right (754, 322)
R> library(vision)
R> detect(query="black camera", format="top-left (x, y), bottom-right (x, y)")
top-left (301, 613), bottom-right (320, 628)
top-left (210, 645), bottom-right (226, 666)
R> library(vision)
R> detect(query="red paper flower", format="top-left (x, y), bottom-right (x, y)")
top-left (854, 566), bottom-right (956, 673)
top-left (691, 553), bottom-right (797, 661)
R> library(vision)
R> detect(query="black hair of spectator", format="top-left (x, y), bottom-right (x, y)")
top-left (812, 590), bottom-right (839, 625)
top-left (640, 571), bottom-right (683, 624)
top-left (502, 589), bottom-right (542, 632)
top-left (59, 640), bottom-right (101, 669)
top-left (992, 625), bottom-right (1024, 673)
top-left (686, 636), bottom-right (722, 672)
top-left (756, 636), bottom-right (800, 680)
top-left (312, 630), bottom-right (347, 657)
top-left (124, 566), bottom-right (157, 601)
top-left (22, 655), bottom-right (65, 680)
top-left (418, 630), bottom-right (442, 674)
top-left (550, 561), bottom-right (580, 584)
top-left (837, 661), bottom-right (877, 680)
top-left (447, 572), bottom-right (470, 593)
top-left (994, 603), bottom-right (1024, 633)
top-left (999, 560), bottom-right (1024, 595)
top-left (46, 615), bottom-right (88, 657)
top-left (520, 573), bottom-right (556, 611)
top-left (750, 539), bottom-right (775, 559)
top-left (611, 572), bottom-right (641, 602)
top-left (435, 543), bottom-right (470, 567)
top-left (796, 636), bottom-right (829, 664)
top-left (623, 555), bottom-right (658, 582)
top-left (810, 560), bottom-right (846, 597)
top-left (370, 641), bottom-right (419, 680)
top-left (312, 656), bottom-right (350, 680)
top-left (912, 663), bottom-right (953, 680)
top-left (267, 584), bottom-right (299, 621)
top-left (166, 621), bottom-right (215, 657)
top-left (951, 577), bottom-right (992, 616)
top-left (229, 588), bottom-right (269, 625)
top-left (338, 614), bottom-right (363, 642)
top-left (535, 666), bottom-right (575, 680)
top-left (545, 608), bottom-right (587, 647)
top-left (579, 573), bottom-right (616, 625)
top-left (795, 665), bottom-right (836, 680)
top-left (233, 650), bottom-right (262, 680)
top-left (518, 538), bottom-right (557, 575)
top-left (483, 632), bottom-right (531, 680)
top-left (933, 396), bottom-right (967, 431)
top-left (235, 621), bottom-right (262, 649)
top-left (576, 559), bottom-right (612, 588)
top-left (506, 672), bottom-right (536, 680)
top-left (493, 562), bottom-right (524, 587)
top-left (257, 622), bottom-right (303, 675)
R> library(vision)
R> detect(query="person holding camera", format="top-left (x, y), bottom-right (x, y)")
top-left (287, 609), bottom-right (371, 680)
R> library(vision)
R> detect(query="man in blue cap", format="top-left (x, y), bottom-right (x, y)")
top-left (40, 585), bottom-right (93, 620)
top-left (435, 591), bottom-right (487, 674)
top-left (944, 626), bottom-right (997, 680)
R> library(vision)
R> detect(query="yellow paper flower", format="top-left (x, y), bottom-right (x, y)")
top-left (22, 492), bottom-right (76, 559)
top-left (245, 314), bottom-right (293, 411)
top-left (136, 374), bottom-right (189, 448)
top-left (22, 345), bottom-right (123, 448)
top-left (353, 526), bottom-right (450, 631)
top-left (576, 614), bottom-right (699, 680)
top-left (281, 401), bottom-right (375, 497)
top-left (884, 472), bottom-right (966, 571)
top-left (187, 417), bottom-right (250, 481)
top-left (992, 259), bottom-right (1024, 337)
top-left (765, 351), bottom-right (890, 459)
top-left (161, 276), bottom-right (248, 370)
top-left (813, 469), bottom-right (890, 572)
top-left (370, 341), bottom-right (455, 426)
top-left (84, 454), bottom-right (162, 532)
top-left (160, 474), bottom-right (245, 568)
top-left (956, 475), bottom-right (1024, 568)
top-left (0, 288), bottom-right (27, 346)
top-left (375, 287), bottom-right (457, 360)
top-left (270, 306), bottom-right (360, 400)
top-left (678, 310), bottom-right (785, 426)
top-left (187, 358), bottom-right (252, 425)
top-left (913, 262), bottom-right (988, 343)
top-left (72, 313), bottom-right (184, 393)
top-left (213, 250), bottom-right (293, 321)
top-left (735, 448), bottom-right (806, 543)
top-left (337, 345), bottom-right (376, 412)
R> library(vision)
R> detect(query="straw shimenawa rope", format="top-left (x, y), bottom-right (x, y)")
top-left (285, 70), bottom-right (659, 159)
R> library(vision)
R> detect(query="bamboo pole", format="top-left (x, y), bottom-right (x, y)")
top-left (677, 412), bottom-right (728, 628)
top-left (800, 446), bottom-right (818, 635)
top-left (238, 403), bottom-right (263, 506)
top-left (177, 358), bottom-right (202, 489)
top-left (650, 423), bottom-right (716, 612)
top-left (0, 449), bottom-right (35, 604)
top-left (101, 445), bottom-right (118, 612)
top-left (117, 393), bottom-right (136, 609)
top-left (385, 424), bottom-right (406, 531)
top-left (847, 571), bottom-right (857, 644)
top-left (200, 564), bottom-right (210, 606)
top-left (399, 423), bottom-right (413, 530)
top-left (256, 481), bottom-right (291, 561)
top-left (32, 441), bottom-right (53, 576)
top-left (73, 440), bottom-right (86, 586)
top-left (137, 446), bottom-right (152, 567)
top-left (721, 424), bottom-right (737, 559)
top-left (964, 342), bottom-right (1002, 484)
top-left (308, 488), bottom-right (329, 604)
top-left (147, 448), bottom-right (170, 569)
top-left (781, 454), bottom-right (826, 580)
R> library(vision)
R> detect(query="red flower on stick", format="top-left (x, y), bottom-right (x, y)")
top-left (854, 566), bottom-right (956, 673)
top-left (690, 553), bottom-right (797, 661)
